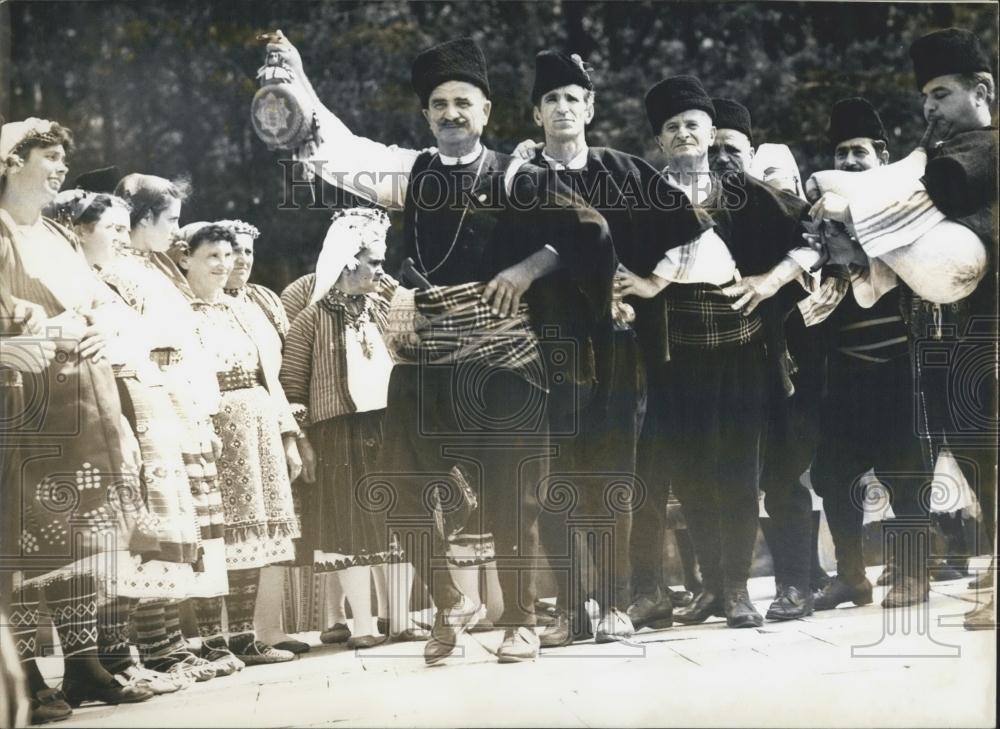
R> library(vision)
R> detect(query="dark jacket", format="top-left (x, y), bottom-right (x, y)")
top-left (402, 148), bottom-right (615, 388)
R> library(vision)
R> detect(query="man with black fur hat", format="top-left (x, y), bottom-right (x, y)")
top-left (266, 36), bottom-right (621, 664)
top-left (513, 50), bottom-right (713, 647)
top-left (810, 97), bottom-right (929, 613)
top-left (708, 98), bottom-right (754, 177)
top-left (806, 29), bottom-right (996, 626)
top-left (905, 28), bottom-right (996, 626)
top-left (705, 96), bottom-right (825, 621)
top-left (807, 28), bottom-right (998, 629)
top-left (617, 75), bottom-right (821, 629)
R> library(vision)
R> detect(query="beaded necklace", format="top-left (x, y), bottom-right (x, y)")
top-left (322, 286), bottom-right (376, 359)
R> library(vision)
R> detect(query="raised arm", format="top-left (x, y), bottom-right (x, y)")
top-left (264, 34), bottom-right (422, 210)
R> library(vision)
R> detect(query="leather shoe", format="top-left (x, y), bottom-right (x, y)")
top-left (627, 591), bottom-right (673, 630)
top-left (968, 570), bottom-right (994, 590)
top-left (319, 623), bottom-right (351, 644)
top-left (539, 608), bottom-right (591, 647)
top-left (881, 575), bottom-right (928, 608)
top-left (389, 627), bottom-right (431, 642)
top-left (929, 566), bottom-right (965, 582)
top-left (666, 588), bottom-right (694, 608)
top-left (813, 577), bottom-right (873, 611)
top-left (723, 587), bottom-right (763, 628)
top-left (29, 688), bottom-right (72, 725)
top-left (62, 676), bottom-right (154, 708)
top-left (272, 638), bottom-right (311, 654)
top-left (533, 600), bottom-right (560, 627)
top-left (673, 590), bottom-right (723, 625)
top-left (424, 596), bottom-right (485, 666)
top-left (594, 608), bottom-right (635, 643)
top-left (496, 626), bottom-right (539, 663)
top-left (811, 569), bottom-right (832, 594)
top-left (765, 585), bottom-right (814, 621)
top-left (346, 634), bottom-right (387, 650)
top-left (963, 598), bottom-right (995, 630)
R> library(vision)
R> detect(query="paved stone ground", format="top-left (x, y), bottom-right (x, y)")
top-left (43, 567), bottom-right (995, 728)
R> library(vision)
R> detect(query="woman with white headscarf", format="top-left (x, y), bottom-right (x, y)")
top-left (279, 207), bottom-right (427, 647)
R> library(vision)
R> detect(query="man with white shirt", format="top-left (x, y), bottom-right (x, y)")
top-left (617, 75), bottom-right (820, 628)
top-left (268, 36), bottom-right (617, 664)
top-left (519, 51), bottom-right (713, 647)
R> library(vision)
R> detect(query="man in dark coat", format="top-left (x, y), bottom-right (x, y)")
top-left (617, 75), bottom-right (822, 628)
top-left (904, 29), bottom-right (996, 626)
top-left (272, 36), bottom-right (618, 664)
top-left (709, 97), bottom-right (823, 621)
top-left (806, 28), bottom-right (996, 625)
top-left (519, 50), bottom-right (713, 647)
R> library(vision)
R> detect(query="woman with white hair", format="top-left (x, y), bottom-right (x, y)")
top-left (280, 207), bottom-right (427, 647)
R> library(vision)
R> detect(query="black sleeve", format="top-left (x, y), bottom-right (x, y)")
top-left (513, 164), bottom-right (616, 332)
top-left (922, 129), bottom-right (998, 219)
top-left (630, 154), bottom-right (715, 250)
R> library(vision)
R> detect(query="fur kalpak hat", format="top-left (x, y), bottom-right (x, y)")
top-left (531, 51), bottom-right (593, 104)
top-left (826, 97), bottom-right (888, 149)
top-left (711, 98), bottom-right (753, 145)
top-left (411, 37), bottom-right (491, 108)
top-left (644, 76), bottom-right (715, 135)
top-left (909, 27), bottom-right (992, 90)
top-left (74, 166), bottom-right (120, 194)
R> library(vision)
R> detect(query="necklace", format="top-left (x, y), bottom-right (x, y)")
top-left (323, 287), bottom-right (375, 359)
top-left (413, 150), bottom-right (486, 277)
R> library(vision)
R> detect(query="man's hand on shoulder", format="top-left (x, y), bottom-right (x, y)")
top-left (512, 139), bottom-right (543, 161)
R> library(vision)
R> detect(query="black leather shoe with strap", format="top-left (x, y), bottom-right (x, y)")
top-left (673, 590), bottom-right (724, 625)
top-left (765, 585), bottom-right (814, 621)
top-left (813, 577), bottom-right (873, 611)
top-left (723, 588), bottom-right (763, 629)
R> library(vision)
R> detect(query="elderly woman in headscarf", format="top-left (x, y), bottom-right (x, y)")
top-left (1, 118), bottom-right (156, 719)
top-left (279, 208), bottom-right (428, 647)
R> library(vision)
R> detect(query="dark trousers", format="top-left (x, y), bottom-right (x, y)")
top-left (909, 317), bottom-right (997, 560)
top-left (668, 341), bottom-right (767, 592)
top-left (812, 352), bottom-right (926, 583)
top-left (537, 330), bottom-right (645, 620)
top-left (759, 316), bottom-right (825, 593)
top-left (377, 364), bottom-right (546, 627)
top-left (631, 357), bottom-right (674, 600)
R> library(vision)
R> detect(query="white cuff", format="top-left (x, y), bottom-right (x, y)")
top-left (786, 247), bottom-right (823, 290)
top-left (851, 258), bottom-right (898, 308)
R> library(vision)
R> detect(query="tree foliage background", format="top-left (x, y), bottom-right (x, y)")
top-left (1, 0), bottom-right (997, 292)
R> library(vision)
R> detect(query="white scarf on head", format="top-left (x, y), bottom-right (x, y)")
top-left (309, 211), bottom-right (389, 306)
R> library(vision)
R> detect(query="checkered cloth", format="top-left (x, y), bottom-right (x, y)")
top-left (666, 284), bottom-right (762, 348)
top-left (388, 282), bottom-right (543, 388)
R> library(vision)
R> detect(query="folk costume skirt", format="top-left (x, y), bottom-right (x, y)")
top-left (299, 410), bottom-right (401, 571)
top-left (213, 385), bottom-right (299, 569)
